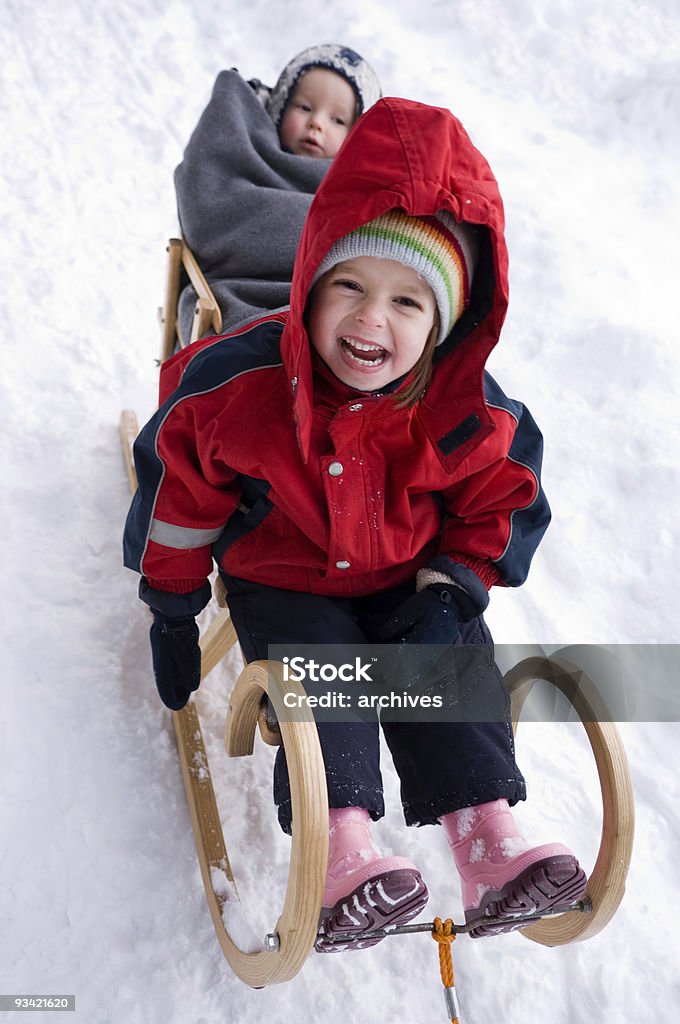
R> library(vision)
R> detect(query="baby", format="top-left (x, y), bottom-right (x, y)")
top-left (174, 44), bottom-right (381, 344)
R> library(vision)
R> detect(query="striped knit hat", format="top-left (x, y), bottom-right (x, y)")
top-left (312, 210), bottom-right (477, 345)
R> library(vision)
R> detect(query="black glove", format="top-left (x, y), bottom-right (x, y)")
top-left (149, 611), bottom-right (201, 710)
top-left (377, 563), bottom-right (492, 699)
top-left (379, 583), bottom-right (463, 645)
top-left (379, 560), bottom-right (490, 645)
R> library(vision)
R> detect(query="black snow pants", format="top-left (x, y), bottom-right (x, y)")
top-left (221, 573), bottom-right (526, 834)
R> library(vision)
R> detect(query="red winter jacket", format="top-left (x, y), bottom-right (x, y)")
top-left (124, 98), bottom-right (550, 611)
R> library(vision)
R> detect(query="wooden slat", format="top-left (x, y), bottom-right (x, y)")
top-left (181, 243), bottom-right (223, 334)
top-left (190, 296), bottom-right (217, 344)
top-left (199, 608), bottom-right (238, 679)
top-left (223, 661), bottom-right (328, 985)
top-left (159, 236), bottom-right (222, 359)
top-left (159, 239), bottom-right (183, 362)
top-left (119, 409), bottom-right (139, 492)
top-left (173, 702), bottom-right (236, 892)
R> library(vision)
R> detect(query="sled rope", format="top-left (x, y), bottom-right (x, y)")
top-left (431, 917), bottom-right (462, 1023)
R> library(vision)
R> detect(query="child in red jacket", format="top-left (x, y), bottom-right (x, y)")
top-left (125, 96), bottom-right (586, 950)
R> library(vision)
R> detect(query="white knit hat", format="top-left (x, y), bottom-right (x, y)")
top-left (265, 44), bottom-right (382, 129)
top-left (312, 210), bottom-right (478, 345)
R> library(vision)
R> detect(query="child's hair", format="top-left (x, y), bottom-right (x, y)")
top-left (394, 316), bottom-right (439, 408)
top-left (265, 44), bottom-right (382, 130)
top-left (310, 209), bottom-right (478, 406)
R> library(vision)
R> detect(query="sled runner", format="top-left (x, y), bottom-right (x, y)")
top-left (119, 239), bottom-right (634, 989)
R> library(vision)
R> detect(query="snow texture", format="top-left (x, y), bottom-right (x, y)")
top-left (2, 1), bottom-right (680, 1022)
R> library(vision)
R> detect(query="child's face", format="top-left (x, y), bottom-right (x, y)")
top-left (307, 257), bottom-right (437, 391)
top-left (279, 68), bottom-right (357, 159)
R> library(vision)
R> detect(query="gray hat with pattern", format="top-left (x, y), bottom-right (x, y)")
top-left (265, 44), bottom-right (382, 129)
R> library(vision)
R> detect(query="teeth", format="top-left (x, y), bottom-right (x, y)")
top-left (346, 350), bottom-right (385, 365)
top-left (341, 338), bottom-right (387, 366)
top-left (342, 338), bottom-right (384, 352)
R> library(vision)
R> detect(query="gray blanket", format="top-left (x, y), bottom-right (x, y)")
top-left (174, 69), bottom-right (330, 343)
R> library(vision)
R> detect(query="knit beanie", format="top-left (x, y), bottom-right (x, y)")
top-left (312, 210), bottom-right (478, 345)
top-left (266, 44), bottom-right (382, 130)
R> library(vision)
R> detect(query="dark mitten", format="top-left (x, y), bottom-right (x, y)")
top-left (379, 560), bottom-right (490, 646)
top-left (379, 583), bottom-right (462, 645)
top-left (149, 611), bottom-right (201, 710)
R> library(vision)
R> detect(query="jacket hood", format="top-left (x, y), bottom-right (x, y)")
top-left (282, 97), bottom-right (510, 464)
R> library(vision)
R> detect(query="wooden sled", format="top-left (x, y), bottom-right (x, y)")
top-left (119, 241), bottom-right (635, 987)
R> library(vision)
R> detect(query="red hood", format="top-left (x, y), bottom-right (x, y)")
top-left (282, 97), bottom-right (510, 464)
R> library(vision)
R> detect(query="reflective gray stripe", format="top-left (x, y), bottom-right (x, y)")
top-left (149, 519), bottom-right (225, 549)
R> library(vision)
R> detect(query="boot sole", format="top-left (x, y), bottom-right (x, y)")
top-left (466, 854), bottom-right (587, 938)
top-left (315, 868), bottom-right (429, 953)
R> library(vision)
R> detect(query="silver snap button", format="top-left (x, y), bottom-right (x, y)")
top-left (335, 560), bottom-right (351, 570)
top-left (348, 403), bottom-right (363, 412)
top-left (328, 461), bottom-right (344, 476)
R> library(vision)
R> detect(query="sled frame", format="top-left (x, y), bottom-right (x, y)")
top-left (120, 410), bottom-right (327, 985)
top-left (506, 656), bottom-right (635, 946)
top-left (178, 659), bottom-right (328, 987)
top-left (159, 237), bottom-right (223, 363)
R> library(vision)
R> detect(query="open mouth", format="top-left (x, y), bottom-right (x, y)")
top-left (340, 338), bottom-right (388, 367)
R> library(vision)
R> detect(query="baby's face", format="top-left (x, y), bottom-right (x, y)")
top-left (278, 68), bottom-right (357, 159)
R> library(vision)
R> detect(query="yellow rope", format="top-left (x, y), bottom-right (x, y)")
top-left (431, 917), bottom-right (460, 1023)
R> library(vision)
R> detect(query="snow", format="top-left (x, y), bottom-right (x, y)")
top-left (2, 1), bottom-right (679, 1021)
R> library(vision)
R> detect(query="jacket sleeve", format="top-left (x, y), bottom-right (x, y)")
top-left (437, 378), bottom-right (551, 590)
top-left (123, 389), bottom-right (240, 611)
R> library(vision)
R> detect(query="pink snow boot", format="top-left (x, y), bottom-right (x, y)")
top-left (441, 799), bottom-right (587, 938)
top-left (315, 807), bottom-right (428, 953)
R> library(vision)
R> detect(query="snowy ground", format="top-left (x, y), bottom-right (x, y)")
top-left (2, 1), bottom-right (679, 1021)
